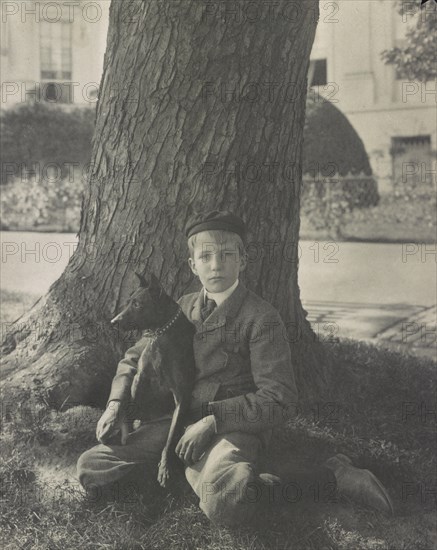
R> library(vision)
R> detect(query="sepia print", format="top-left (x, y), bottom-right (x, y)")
top-left (1, 1), bottom-right (436, 548)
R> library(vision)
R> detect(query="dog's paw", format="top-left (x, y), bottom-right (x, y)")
top-left (157, 461), bottom-right (170, 488)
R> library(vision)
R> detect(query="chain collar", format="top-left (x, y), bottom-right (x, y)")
top-left (142, 306), bottom-right (183, 339)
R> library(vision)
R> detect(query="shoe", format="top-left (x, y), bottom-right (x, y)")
top-left (324, 454), bottom-right (394, 515)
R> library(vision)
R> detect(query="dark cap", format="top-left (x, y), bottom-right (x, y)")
top-left (185, 210), bottom-right (246, 241)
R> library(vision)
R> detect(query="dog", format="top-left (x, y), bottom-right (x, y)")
top-left (110, 272), bottom-right (195, 487)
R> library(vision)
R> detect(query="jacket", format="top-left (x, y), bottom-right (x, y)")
top-left (108, 281), bottom-right (298, 435)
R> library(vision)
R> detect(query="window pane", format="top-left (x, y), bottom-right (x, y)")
top-left (40, 21), bottom-right (72, 80)
top-left (40, 47), bottom-right (52, 69)
top-left (41, 71), bottom-right (57, 80)
top-left (61, 48), bottom-right (71, 70)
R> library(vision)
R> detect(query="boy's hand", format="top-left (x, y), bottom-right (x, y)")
top-left (175, 415), bottom-right (216, 466)
top-left (96, 401), bottom-right (124, 444)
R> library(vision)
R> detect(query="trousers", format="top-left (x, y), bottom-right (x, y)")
top-left (77, 416), bottom-right (336, 527)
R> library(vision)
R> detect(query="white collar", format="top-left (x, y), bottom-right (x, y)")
top-left (203, 279), bottom-right (239, 307)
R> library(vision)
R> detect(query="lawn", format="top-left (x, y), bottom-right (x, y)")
top-left (1, 291), bottom-right (436, 549)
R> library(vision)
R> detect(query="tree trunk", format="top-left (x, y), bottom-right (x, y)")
top-left (1, 0), bottom-right (327, 410)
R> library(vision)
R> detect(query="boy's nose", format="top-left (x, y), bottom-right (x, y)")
top-left (210, 254), bottom-right (224, 270)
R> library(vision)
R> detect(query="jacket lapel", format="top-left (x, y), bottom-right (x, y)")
top-left (189, 282), bottom-right (248, 334)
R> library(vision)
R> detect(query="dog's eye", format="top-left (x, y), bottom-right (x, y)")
top-left (132, 300), bottom-right (140, 308)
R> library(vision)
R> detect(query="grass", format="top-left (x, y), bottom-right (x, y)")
top-left (1, 289), bottom-right (41, 324)
top-left (1, 293), bottom-right (436, 549)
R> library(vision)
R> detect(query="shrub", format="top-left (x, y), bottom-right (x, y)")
top-left (0, 176), bottom-right (83, 231)
top-left (0, 103), bottom-right (95, 185)
top-left (301, 95), bottom-right (379, 238)
top-left (303, 93), bottom-right (373, 177)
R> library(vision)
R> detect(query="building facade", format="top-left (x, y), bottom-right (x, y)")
top-left (1, 0), bottom-right (109, 107)
top-left (310, 0), bottom-right (436, 188)
top-left (1, 0), bottom-right (435, 185)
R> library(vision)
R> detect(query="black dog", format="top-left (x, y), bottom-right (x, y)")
top-left (111, 272), bottom-right (195, 487)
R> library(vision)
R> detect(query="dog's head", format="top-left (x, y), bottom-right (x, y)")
top-left (110, 272), bottom-right (169, 331)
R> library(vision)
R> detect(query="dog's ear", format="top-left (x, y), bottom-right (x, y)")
top-left (148, 273), bottom-right (162, 297)
top-left (135, 271), bottom-right (148, 288)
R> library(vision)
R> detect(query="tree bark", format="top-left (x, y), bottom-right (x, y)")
top-left (1, 0), bottom-right (326, 410)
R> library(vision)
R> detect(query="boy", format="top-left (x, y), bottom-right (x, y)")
top-left (77, 210), bottom-right (393, 525)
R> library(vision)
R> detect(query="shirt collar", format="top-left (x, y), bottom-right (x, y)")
top-left (203, 279), bottom-right (239, 308)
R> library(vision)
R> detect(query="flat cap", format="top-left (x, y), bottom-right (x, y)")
top-left (185, 210), bottom-right (246, 241)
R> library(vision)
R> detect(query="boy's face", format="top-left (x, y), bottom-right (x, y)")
top-left (188, 231), bottom-right (246, 293)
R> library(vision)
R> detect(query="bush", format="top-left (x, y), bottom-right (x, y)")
top-left (301, 174), bottom-right (380, 239)
top-left (301, 95), bottom-right (379, 238)
top-left (0, 103), bottom-right (95, 185)
top-left (303, 93), bottom-right (373, 177)
top-left (0, 176), bottom-right (83, 231)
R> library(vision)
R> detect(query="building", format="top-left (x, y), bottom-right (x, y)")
top-left (1, 0), bottom-right (435, 186)
top-left (1, 0), bottom-right (109, 107)
top-left (310, 0), bottom-right (436, 188)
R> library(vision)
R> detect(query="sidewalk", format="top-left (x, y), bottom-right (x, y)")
top-left (303, 300), bottom-right (436, 360)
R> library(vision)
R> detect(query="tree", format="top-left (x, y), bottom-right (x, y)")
top-left (382, 1), bottom-right (437, 81)
top-left (1, 0), bottom-right (326, 412)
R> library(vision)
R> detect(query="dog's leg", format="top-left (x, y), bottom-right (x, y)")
top-left (157, 396), bottom-right (186, 487)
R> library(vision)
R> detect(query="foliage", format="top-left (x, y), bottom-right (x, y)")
top-left (301, 93), bottom-right (379, 239)
top-left (301, 175), bottom-right (379, 239)
top-left (301, 191), bottom-right (436, 243)
top-left (301, 94), bottom-right (379, 239)
top-left (0, 103), bottom-right (95, 185)
top-left (381, 1), bottom-right (437, 82)
top-left (0, 175), bottom-right (84, 231)
top-left (303, 93), bottom-right (374, 177)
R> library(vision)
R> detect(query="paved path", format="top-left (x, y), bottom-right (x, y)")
top-left (303, 300), bottom-right (436, 359)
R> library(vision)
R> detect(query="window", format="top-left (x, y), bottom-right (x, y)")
top-left (41, 82), bottom-right (74, 103)
top-left (308, 59), bottom-right (327, 87)
top-left (391, 136), bottom-right (431, 156)
top-left (40, 20), bottom-right (72, 81)
top-left (391, 135), bottom-right (433, 184)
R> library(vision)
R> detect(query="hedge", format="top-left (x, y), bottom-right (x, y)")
top-left (1, 103), bottom-right (95, 185)
top-left (303, 93), bottom-right (374, 177)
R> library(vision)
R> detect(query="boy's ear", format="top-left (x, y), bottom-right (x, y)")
top-left (239, 252), bottom-right (247, 273)
top-left (188, 257), bottom-right (198, 276)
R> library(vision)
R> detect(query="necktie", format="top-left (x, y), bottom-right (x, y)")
top-left (201, 297), bottom-right (217, 321)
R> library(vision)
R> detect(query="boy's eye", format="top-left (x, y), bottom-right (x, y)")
top-left (200, 253), bottom-right (211, 262)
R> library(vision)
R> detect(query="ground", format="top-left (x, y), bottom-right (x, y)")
top-left (1, 291), bottom-right (436, 550)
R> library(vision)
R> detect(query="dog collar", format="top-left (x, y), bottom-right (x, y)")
top-left (143, 306), bottom-right (183, 338)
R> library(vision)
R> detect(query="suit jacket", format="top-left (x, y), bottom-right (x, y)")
top-left (108, 282), bottom-right (298, 435)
